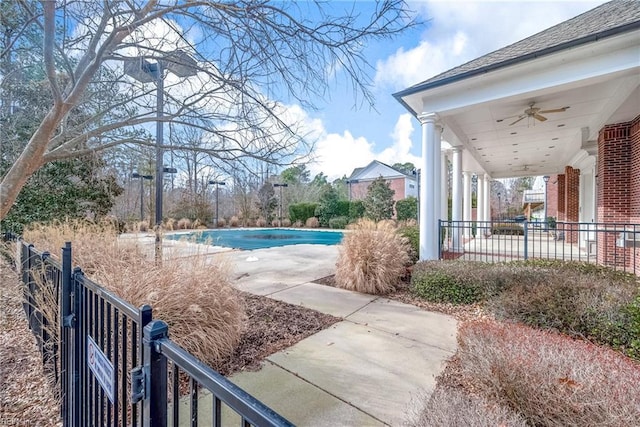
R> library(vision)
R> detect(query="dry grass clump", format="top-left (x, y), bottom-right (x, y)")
top-left (176, 217), bottom-right (192, 230)
top-left (229, 216), bottom-right (240, 227)
top-left (216, 218), bottom-right (226, 228)
top-left (271, 219), bottom-right (282, 227)
top-left (293, 220), bottom-right (303, 228)
top-left (137, 220), bottom-right (150, 232)
top-left (255, 217), bottom-right (267, 227)
top-left (407, 387), bottom-right (526, 427)
top-left (281, 218), bottom-right (292, 227)
top-left (96, 255), bottom-right (245, 366)
top-left (457, 320), bottom-right (640, 426)
top-left (305, 217), bottom-right (319, 228)
top-left (192, 218), bottom-right (205, 229)
top-left (335, 219), bottom-right (410, 295)
top-left (22, 220), bottom-right (245, 367)
top-left (164, 218), bottom-right (176, 231)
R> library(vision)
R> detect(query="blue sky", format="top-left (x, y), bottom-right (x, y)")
top-left (302, 0), bottom-right (608, 180)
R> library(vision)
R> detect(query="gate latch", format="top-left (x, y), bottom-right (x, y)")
top-left (130, 366), bottom-right (145, 403)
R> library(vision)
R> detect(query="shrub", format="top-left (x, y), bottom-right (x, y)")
top-left (216, 218), bottom-right (226, 228)
top-left (164, 218), bottom-right (176, 231)
top-left (398, 224), bottom-right (419, 264)
top-left (407, 387), bottom-right (526, 427)
top-left (410, 261), bottom-right (505, 305)
top-left (348, 200), bottom-right (365, 222)
top-left (293, 220), bottom-right (303, 228)
top-left (488, 260), bottom-right (639, 358)
top-left (229, 216), bottom-right (239, 227)
top-left (491, 223), bottom-right (524, 235)
top-left (328, 216), bottom-right (349, 229)
top-left (335, 219), bottom-right (410, 294)
top-left (288, 202), bottom-right (318, 224)
top-left (271, 218), bottom-right (282, 227)
top-left (255, 217), bottom-right (267, 227)
top-left (305, 217), bottom-right (319, 228)
top-left (23, 221), bottom-right (246, 368)
top-left (281, 218), bottom-right (292, 227)
top-left (396, 197), bottom-right (417, 221)
top-left (138, 220), bottom-right (150, 232)
top-left (177, 217), bottom-right (192, 230)
top-left (457, 320), bottom-right (640, 426)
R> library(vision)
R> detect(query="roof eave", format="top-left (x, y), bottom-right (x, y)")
top-left (392, 21), bottom-right (640, 110)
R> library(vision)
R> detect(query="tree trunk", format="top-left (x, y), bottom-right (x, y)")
top-left (0, 107), bottom-right (63, 219)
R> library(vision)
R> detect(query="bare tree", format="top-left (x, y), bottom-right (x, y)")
top-left (0, 0), bottom-right (414, 221)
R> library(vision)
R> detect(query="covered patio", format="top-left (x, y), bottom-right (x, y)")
top-left (394, 1), bottom-right (640, 274)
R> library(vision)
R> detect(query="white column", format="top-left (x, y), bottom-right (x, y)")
top-left (484, 173), bottom-right (491, 223)
top-left (418, 113), bottom-right (442, 260)
top-left (441, 151), bottom-right (448, 223)
top-left (477, 174), bottom-right (485, 223)
top-left (463, 171), bottom-right (472, 237)
top-left (451, 148), bottom-right (463, 252)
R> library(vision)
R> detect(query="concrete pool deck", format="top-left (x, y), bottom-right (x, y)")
top-left (125, 232), bottom-right (458, 426)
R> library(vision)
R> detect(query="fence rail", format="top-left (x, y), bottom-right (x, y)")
top-left (15, 240), bottom-right (293, 427)
top-left (440, 220), bottom-right (640, 274)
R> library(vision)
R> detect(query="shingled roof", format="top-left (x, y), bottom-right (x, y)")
top-left (394, 0), bottom-right (640, 97)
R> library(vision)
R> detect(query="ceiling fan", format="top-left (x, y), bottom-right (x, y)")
top-left (497, 102), bottom-right (570, 126)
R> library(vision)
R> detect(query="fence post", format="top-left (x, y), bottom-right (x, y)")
top-left (72, 267), bottom-right (83, 427)
top-left (524, 221), bottom-right (529, 260)
top-left (60, 242), bottom-right (72, 425)
top-left (143, 320), bottom-right (168, 427)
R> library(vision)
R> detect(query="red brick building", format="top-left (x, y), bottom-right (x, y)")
top-left (347, 161), bottom-right (418, 202)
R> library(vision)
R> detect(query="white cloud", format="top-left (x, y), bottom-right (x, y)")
top-left (306, 113), bottom-right (421, 180)
top-left (374, 0), bottom-right (607, 90)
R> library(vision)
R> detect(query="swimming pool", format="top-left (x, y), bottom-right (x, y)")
top-left (167, 228), bottom-right (344, 250)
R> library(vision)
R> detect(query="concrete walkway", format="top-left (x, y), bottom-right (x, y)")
top-left (213, 245), bottom-right (458, 426)
top-left (125, 235), bottom-right (458, 426)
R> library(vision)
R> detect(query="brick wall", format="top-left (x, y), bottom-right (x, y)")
top-left (596, 115), bottom-right (640, 273)
top-left (557, 174), bottom-right (566, 221)
top-left (349, 177), bottom-right (407, 202)
top-left (564, 166), bottom-right (580, 243)
top-left (546, 174), bottom-right (559, 219)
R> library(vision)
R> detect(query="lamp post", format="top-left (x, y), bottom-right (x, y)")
top-left (273, 183), bottom-right (288, 226)
top-left (208, 180), bottom-right (225, 227)
top-left (132, 172), bottom-right (153, 221)
top-left (497, 192), bottom-right (502, 220)
top-left (543, 175), bottom-right (550, 230)
top-left (124, 50), bottom-right (197, 262)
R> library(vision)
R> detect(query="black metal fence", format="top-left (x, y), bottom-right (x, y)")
top-left (440, 220), bottom-right (640, 274)
top-left (17, 240), bottom-right (293, 427)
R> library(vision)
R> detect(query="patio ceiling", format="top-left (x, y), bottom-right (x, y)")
top-left (396, 25), bottom-right (640, 179)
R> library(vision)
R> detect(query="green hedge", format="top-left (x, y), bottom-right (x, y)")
top-left (289, 203), bottom-right (318, 223)
top-left (398, 225), bottom-right (419, 264)
top-left (396, 197), bottom-right (417, 221)
top-left (492, 223), bottom-right (524, 235)
top-left (328, 216), bottom-right (349, 229)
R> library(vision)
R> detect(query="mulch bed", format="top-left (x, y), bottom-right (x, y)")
top-left (216, 293), bottom-right (340, 376)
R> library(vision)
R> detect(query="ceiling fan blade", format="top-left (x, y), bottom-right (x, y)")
top-left (539, 107), bottom-right (569, 114)
top-left (533, 114), bottom-right (547, 122)
top-left (496, 114), bottom-right (521, 123)
top-left (509, 116), bottom-right (526, 126)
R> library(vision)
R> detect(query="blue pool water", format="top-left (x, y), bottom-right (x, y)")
top-left (168, 228), bottom-right (344, 250)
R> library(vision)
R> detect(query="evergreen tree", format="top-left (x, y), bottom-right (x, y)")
top-left (364, 177), bottom-right (395, 221)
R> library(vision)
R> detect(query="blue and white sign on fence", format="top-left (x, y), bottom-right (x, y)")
top-left (87, 335), bottom-right (114, 403)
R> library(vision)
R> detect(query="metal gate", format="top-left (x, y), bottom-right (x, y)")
top-left (18, 240), bottom-right (293, 427)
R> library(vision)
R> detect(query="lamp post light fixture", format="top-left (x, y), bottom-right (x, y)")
top-left (273, 183), bottom-right (289, 226)
top-left (124, 50), bottom-right (197, 262)
top-left (208, 180), bottom-right (226, 227)
top-left (543, 175), bottom-right (550, 230)
top-left (132, 172), bottom-right (153, 221)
